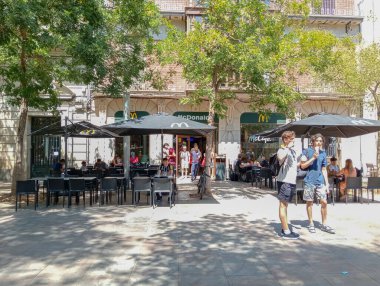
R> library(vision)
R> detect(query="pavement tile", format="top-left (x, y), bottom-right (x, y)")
top-left (322, 272), bottom-right (380, 286)
top-left (1, 181), bottom-right (380, 286)
top-left (228, 276), bottom-right (281, 286)
top-left (179, 273), bottom-right (228, 286)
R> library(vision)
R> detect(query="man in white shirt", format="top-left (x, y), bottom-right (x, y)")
top-left (277, 131), bottom-right (301, 240)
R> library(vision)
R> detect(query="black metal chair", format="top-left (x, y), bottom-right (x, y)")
top-left (366, 177), bottom-right (380, 203)
top-left (15, 180), bottom-right (38, 211)
top-left (46, 178), bottom-right (66, 207)
top-left (132, 177), bottom-right (152, 206)
top-left (250, 167), bottom-right (263, 187)
top-left (328, 177), bottom-right (336, 205)
top-left (294, 178), bottom-right (304, 206)
top-left (68, 179), bottom-right (86, 208)
top-left (152, 177), bottom-right (173, 208)
top-left (345, 177), bottom-right (363, 204)
top-left (99, 178), bottom-right (118, 206)
top-left (107, 175), bottom-right (129, 204)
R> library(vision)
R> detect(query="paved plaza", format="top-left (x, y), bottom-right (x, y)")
top-left (1, 180), bottom-right (380, 286)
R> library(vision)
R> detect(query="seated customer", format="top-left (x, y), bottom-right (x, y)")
top-left (130, 152), bottom-right (139, 165)
top-left (327, 157), bottom-right (340, 177)
top-left (53, 159), bottom-right (65, 176)
top-left (157, 158), bottom-right (173, 177)
top-left (336, 159), bottom-right (357, 200)
top-left (112, 155), bottom-right (123, 167)
top-left (80, 161), bottom-right (88, 172)
top-left (94, 158), bottom-right (108, 171)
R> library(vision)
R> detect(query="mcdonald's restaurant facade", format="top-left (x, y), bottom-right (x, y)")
top-left (0, 81), bottom-right (375, 182)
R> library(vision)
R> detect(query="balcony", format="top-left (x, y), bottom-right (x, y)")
top-left (310, 0), bottom-right (358, 17)
top-left (155, 0), bottom-right (186, 14)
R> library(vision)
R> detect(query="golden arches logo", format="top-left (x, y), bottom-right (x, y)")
top-left (258, 114), bottom-right (269, 123)
top-left (130, 112), bottom-right (138, 119)
top-left (80, 129), bottom-right (96, 135)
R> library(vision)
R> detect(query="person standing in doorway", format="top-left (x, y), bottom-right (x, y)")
top-left (301, 133), bottom-right (335, 234)
top-left (190, 143), bottom-right (201, 181)
top-left (180, 145), bottom-right (190, 178)
top-left (277, 131), bottom-right (301, 239)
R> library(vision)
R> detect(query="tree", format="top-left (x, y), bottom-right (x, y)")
top-left (315, 42), bottom-right (380, 171)
top-left (0, 0), bottom-right (161, 193)
top-left (156, 0), bottom-right (333, 190)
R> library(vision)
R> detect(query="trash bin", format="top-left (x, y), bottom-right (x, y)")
top-left (215, 155), bottom-right (226, 181)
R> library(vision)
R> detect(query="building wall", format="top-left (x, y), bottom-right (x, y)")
top-left (0, 0), bottom-right (373, 182)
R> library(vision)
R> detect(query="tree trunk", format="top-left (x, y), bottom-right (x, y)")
top-left (206, 100), bottom-right (215, 193)
top-left (377, 111), bottom-right (380, 176)
top-left (11, 99), bottom-right (28, 194)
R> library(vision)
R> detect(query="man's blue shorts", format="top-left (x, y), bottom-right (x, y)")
top-left (277, 181), bottom-right (296, 203)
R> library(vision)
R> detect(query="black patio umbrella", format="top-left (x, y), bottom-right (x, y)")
top-left (256, 113), bottom-right (380, 138)
top-left (29, 118), bottom-right (119, 175)
top-left (30, 120), bottom-right (119, 138)
top-left (101, 113), bottom-right (216, 136)
top-left (102, 113), bottom-right (216, 170)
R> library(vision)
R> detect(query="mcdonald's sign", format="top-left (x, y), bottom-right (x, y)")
top-left (130, 112), bottom-right (138, 119)
top-left (258, 114), bottom-right (269, 123)
top-left (240, 112), bottom-right (286, 124)
top-left (114, 111), bottom-right (149, 122)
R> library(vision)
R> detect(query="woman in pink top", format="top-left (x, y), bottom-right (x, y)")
top-left (130, 151), bottom-right (139, 164)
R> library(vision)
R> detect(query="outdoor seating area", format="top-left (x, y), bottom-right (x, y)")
top-left (14, 173), bottom-right (178, 211)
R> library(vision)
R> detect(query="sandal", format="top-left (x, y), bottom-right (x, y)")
top-left (307, 225), bottom-right (316, 233)
top-left (321, 225), bottom-right (335, 234)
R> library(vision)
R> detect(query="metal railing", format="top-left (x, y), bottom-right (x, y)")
top-left (155, 0), bottom-right (186, 12)
top-left (310, 0), bottom-right (358, 17)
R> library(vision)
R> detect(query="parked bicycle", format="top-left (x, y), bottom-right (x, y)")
top-left (197, 165), bottom-right (211, 200)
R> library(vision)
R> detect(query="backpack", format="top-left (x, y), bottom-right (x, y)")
top-left (269, 152), bottom-right (285, 176)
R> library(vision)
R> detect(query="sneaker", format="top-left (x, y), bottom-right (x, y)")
top-left (321, 224), bottom-right (335, 234)
top-left (280, 230), bottom-right (300, 240)
top-left (307, 224), bottom-right (316, 233)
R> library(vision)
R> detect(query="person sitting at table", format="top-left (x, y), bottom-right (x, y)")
top-left (157, 158), bottom-right (173, 177)
top-left (336, 158), bottom-right (357, 200)
top-left (80, 161), bottom-right (88, 173)
top-left (53, 159), bottom-right (65, 176)
top-left (112, 154), bottom-right (123, 167)
top-left (327, 157), bottom-right (340, 177)
top-left (251, 158), bottom-right (262, 168)
top-left (130, 151), bottom-right (139, 165)
top-left (94, 158), bottom-right (108, 171)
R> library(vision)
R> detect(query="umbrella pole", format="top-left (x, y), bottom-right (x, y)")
top-left (64, 116), bottom-right (68, 176)
top-left (161, 130), bottom-right (163, 161)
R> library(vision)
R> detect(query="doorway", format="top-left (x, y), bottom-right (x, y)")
top-left (176, 135), bottom-right (206, 177)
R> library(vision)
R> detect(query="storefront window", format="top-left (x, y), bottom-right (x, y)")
top-left (240, 113), bottom-right (285, 160)
top-left (114, 111), bottom-right (150, 163)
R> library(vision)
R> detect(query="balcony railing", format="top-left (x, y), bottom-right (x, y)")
top-left (310, 0), bottom-right (358, 17)
top-left (155, 0), bottom-right (186, 13)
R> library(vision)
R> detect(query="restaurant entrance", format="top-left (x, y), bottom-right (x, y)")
top-left (176, 135), bottom-right (206, 177)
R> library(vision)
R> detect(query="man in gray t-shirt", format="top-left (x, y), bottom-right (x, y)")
top-left (277, 131), bottom-right (300, 240)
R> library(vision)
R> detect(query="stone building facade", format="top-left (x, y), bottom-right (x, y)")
top-left (0, 0), bottom-right (374, 182)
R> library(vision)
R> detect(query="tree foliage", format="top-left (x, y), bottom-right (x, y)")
top-left (156, 0), bottom-right (333, 121)
top-left (0, 0), bottom-right (161, 107)
top-left (313, 42), bottom-right (380, 170)
top-left (0, 0), bottom-right (161, 192)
